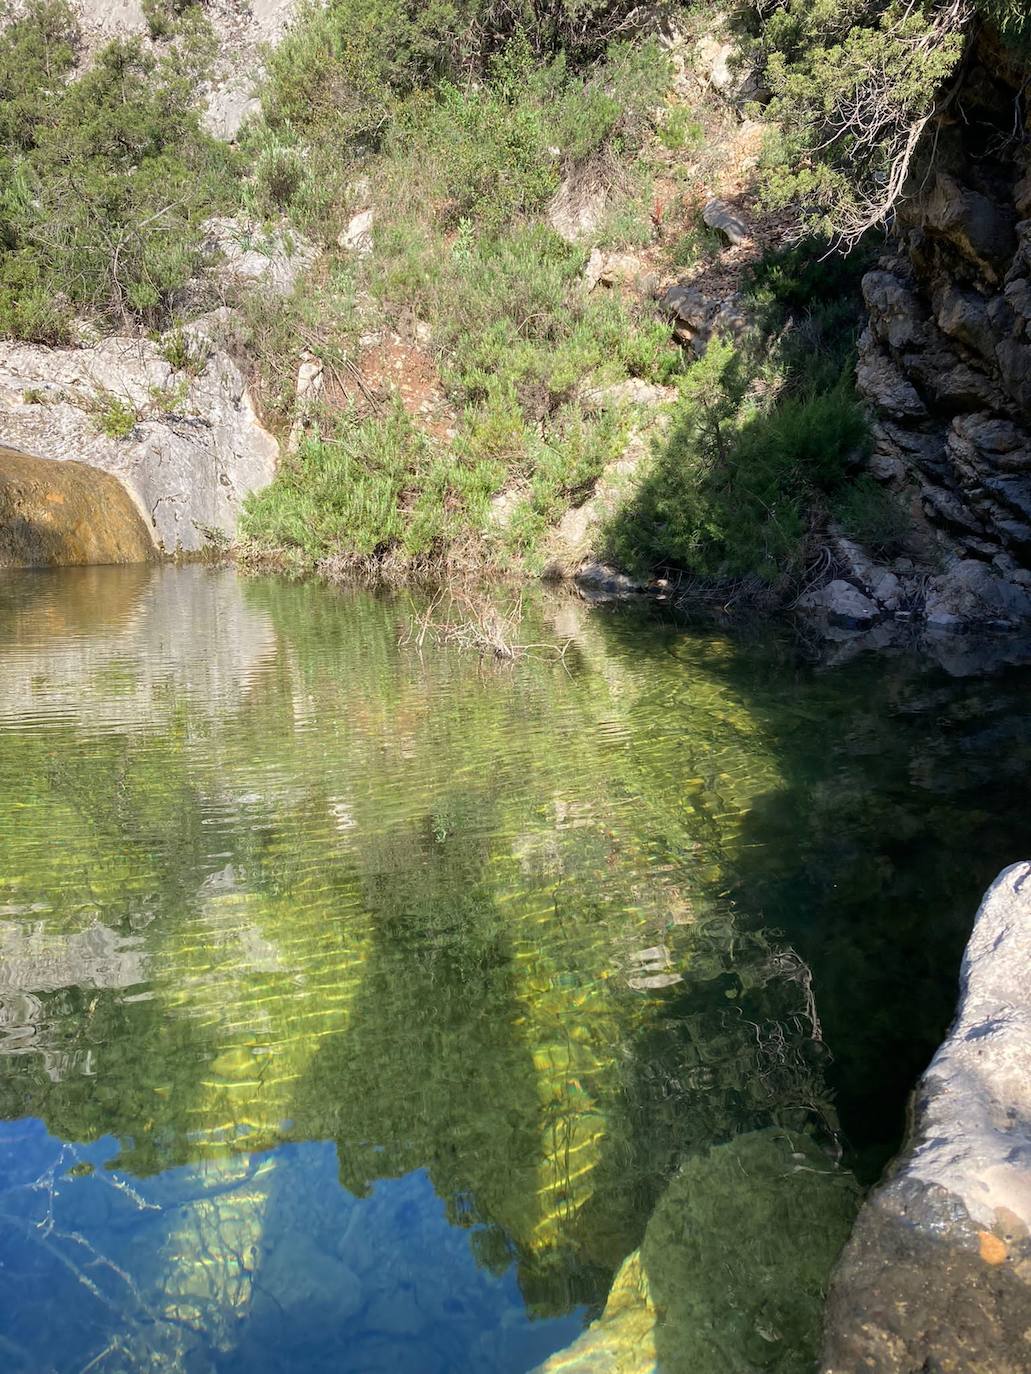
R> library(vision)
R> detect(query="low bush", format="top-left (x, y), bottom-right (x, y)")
top-left (604, 339), bottom-right (869, 585)
top-left (832, 475), bottom-right (911, 557)
top-left (0, 1), bottom-right (235, 340)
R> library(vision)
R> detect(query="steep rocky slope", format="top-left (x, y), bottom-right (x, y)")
top-left (802, 33), bottom-right (1031, 636)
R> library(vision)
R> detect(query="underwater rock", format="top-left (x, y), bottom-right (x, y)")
top-left (537, 1129), bottom-right (857, 1374)
top-left (822, 861), bottom-right (1031, 1374)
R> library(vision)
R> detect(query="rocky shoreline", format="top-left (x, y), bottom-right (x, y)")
top-left (821, 862), bottom-right (1031, 1373)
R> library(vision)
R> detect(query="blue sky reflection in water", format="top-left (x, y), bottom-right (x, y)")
top-left (1, 565), bottom-right (1030, 1373)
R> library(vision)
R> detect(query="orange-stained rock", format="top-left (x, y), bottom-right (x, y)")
top-left (0, 446), bottom-right (155, 567)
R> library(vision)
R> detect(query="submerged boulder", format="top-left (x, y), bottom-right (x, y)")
top-left (537, 1129), bottom-right (857, 1374)
top-left (822, 862), bottom-right (1031, 1374)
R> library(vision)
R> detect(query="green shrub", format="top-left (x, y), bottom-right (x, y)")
top-left (242, 406), bottom-right (497, 566)
top-left (262, 0), bottom-right (661, 142)
top-left (753, 1), bottom-right (979, 241)
top-left (832, 475), bottom-right (911, 556)
top-left (142, 0), bottom-right (197, 41)
top-left (88, 390), bottom-right (139, 439)
top-left (0, 8), bottom-right (235, 338)
top-left (604, 339), bottom-right (869, 584)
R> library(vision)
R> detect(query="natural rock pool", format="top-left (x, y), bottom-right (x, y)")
top-left (1, 565), bottom-right (1030, 1373)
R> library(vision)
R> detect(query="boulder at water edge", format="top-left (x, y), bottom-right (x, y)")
top-left (822, 861), bottom-right (1031, 1373)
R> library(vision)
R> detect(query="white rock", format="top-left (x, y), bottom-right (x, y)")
top-left (0, 337), bottom-right (278, 553)
top-left (201, 216), bottom-right (317, 296)
top-left (339, 208), bottom-right (374, 255)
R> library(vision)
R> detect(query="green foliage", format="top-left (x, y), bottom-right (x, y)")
top-left (244, 405), bottom-right (502, 567)
top-left (262, 0), bottom-right (660, 141)
top-left (832, 474), bottom-right (911, 555)
top-left (88, 389), bottom-right (139, 439)
top-left (159, 326), bottom-right (207, 375)
top-left (0, 2), bottom-right (234, 339)
top-left (666, 216), bottom-right (724, 270)
top-left (604, 339), bottom-right (868, 584)
top-left (757, 1), bottom-right (969, 240)
top-left (244, 36), bottom-right (675, 573)
top-left (142, 0), bottom-right (198, 41)
top-left (979, 0), bottom-right (1031, 49)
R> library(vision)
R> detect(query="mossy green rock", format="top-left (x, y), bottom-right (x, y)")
top-left (539, 1128), bottom-right (858, 1374)
top-left (643, 1129), bottom-right (858, 1374)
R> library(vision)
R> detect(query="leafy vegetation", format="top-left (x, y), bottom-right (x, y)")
top-left (242, 37), bottom-right (678, 574)
top-left (0, 0), bottom-right (232, 340)
top-left (752, 0), bottom-right (1026, 242)
top-left (4, 0), bottom-right (1014, 590)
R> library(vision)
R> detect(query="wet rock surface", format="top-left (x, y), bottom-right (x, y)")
top-left (0, 328), bottom-right (278, 554)
top-left (821, 861), bottom-right (1031, 1374)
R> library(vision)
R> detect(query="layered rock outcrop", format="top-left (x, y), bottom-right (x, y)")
top-left (0, 322), bottom-right (278, 555)
top-left (825, 36), bottom-right (1031, 635)
top-left (821, 861), bottom-right (1031, 1373)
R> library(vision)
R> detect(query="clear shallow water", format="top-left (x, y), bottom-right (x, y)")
top-left (1, 566), bottom-right (1029, 1373)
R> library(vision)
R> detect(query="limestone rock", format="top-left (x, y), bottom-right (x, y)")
top-left (575, 562), bottom-right (646, 597)
top-left (2, 1), bottom-right (305, 142)
top-left (697, 37), bottom-right (735, 91)
top-left (924, 174), bottom-right (1018, 282)
top-left (0, 335), bottom-right (278, 553)
top-left (661, 284), bottom-right (751, 355)
top-left (822, 862), bottom-right (1031, 1374)
top-left (582, 379), bottom-right (677, 413)
top-left (548, 175), bottom-right (609, 245)
top-left (702, 198), bottom-right (750, 247)
top-left (796, 579), bottom-right (881, 629)
top-left (201, 216), bottom-right (317, 296)
top-left (585, 250), bottom-right (654, 296)
top-left (340, 208), bottom-right (375, 255)
top-left (924, 559), bottom-right (1031, 630)
top-left (856, 343), bottom-right (927, 420)
top-left (863, 270), bottom-right (928, 351)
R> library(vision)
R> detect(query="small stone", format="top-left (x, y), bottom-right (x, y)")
top-left (979, 1232), bottom-right (1008, 1266)
top-left (702, 198), bottom-right (750, 247)
top-left (340, 208), bottom-right (374, 254)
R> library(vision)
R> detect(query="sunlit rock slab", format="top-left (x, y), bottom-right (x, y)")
top-left (0, 334), bottom-right (277, 553)
top-left (822, 861), bottom-right (1031, 1374)
top-left (0, 445), bottom-right (155, 567)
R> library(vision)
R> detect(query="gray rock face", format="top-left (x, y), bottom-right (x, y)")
top-left (200, 217), bottom-right (317, 295)
top-left (822, 862), bottom-right (1031, 1374)
top-left (842, 44), bottom-right (1031, 638)
top-left (0, 327), bottom-right (278, 553)
top-left (796, 579), bottom-right (881, 629)
top-left (702, 198), bottom-right (750, 247)
top-left (2, 0), bottom-right (306, 141)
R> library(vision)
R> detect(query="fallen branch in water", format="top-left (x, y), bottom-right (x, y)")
top-left (398, 590), bottom-right (573, 664)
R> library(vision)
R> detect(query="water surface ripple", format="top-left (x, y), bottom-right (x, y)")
top-left (1, 566), bottom-right (1029, 1373)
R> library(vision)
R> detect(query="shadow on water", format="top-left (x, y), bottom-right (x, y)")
top-left (1, 570), bottom-right (1031, 1372)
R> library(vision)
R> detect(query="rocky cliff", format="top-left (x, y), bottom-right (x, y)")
top-left (805, 33), bottom-right (1031, 637)
top-left (821, 861), bottom-right (1031, 1373)
top-left (0, 319), bottom-right (279, 556)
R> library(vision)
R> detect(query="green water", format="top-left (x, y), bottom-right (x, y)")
top-left (1, 566), bottom-right (1029, 1373)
